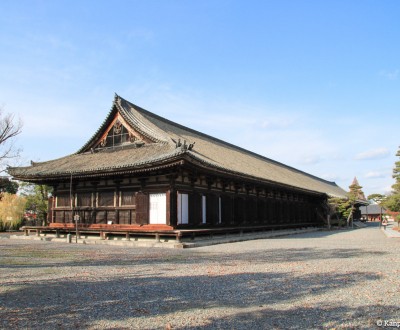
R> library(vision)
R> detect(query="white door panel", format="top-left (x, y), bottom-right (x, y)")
top-left (149, 193), bottom-right (166, 224)
top-left (178, 193), bottom-right (189, 225)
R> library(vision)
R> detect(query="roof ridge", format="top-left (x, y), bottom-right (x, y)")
top-left (76, 97), bottom-right (118, 154)
top-left (118, 95), bottom-right (341, 187)
top-left (115, 96), bottom-right (168, 143)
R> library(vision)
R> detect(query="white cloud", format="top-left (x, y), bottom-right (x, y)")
top-left (298, 155), bottom-right (322, 165)
top-left (365, 171), bottom-right (387, 179)
top-left (378, 185), bottom-right (394, 195)
top-left (355, 148), bottom-right (390, 160)
top-left (320, 174), bottom-right (340, 182)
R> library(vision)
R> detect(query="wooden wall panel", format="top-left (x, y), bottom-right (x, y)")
top-left (136, 192), bottom-right (149, 224)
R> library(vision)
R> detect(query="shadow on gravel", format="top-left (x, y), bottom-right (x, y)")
top-left (0, 240), bottom-right (388, 270)
top-left (198, 304), bottom-right (400, 329)
top-left (276, 223), bottom-right (380, 240)
top-left (0, 269), bottom-right (385, 329)
top-left (0, 247), bottom-right (387, 269)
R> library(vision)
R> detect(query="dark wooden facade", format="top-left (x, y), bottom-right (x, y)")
top-left (48, 166), bottom-right (326, 230)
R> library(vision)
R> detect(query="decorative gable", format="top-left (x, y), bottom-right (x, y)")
top-left (77, 112), bottom-right (153, 153)
top-left (93, 114), bottom-right (152, 151)
top-left (77, 95), bottom-right (169, 154)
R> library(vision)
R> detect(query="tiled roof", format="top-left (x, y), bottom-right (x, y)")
top-left (360, 205), bottom-right (386, 215)
top-left (9, 143), bottom-right (184, 178)
top-left (8, 95), bottom-right (347, 197)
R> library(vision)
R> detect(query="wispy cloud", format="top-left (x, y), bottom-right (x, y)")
top-left (260, 117), bottom-right (297, 130)
top-left (320, 173), bottom-right (346, 183)
top-left (298, 155), bottom-right (322, 165)
top-left (126, 28), bottom-right (155, 43)
top-left (355, 148), bottom-right (390, 160)
top-left (365, 171), bottom-right (387, 178)
top-left (379, 69), bottom-right (399, 80)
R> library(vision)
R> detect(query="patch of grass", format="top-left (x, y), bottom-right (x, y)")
top-left (0, 258), bottom-right (38, 266)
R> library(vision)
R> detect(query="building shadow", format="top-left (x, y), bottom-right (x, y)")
top-left (0, 268), bottom-right (386, 329)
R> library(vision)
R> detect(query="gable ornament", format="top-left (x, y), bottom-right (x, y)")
top-left (172, 138), bottom-right (195, 151)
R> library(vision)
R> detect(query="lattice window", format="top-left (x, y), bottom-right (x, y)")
top-left (121, 191), bottom-right (136, 206)
top-left (54, 211), bottom-right (64, 223)
top-left (96, 211), bottom-right (107, 224)
top-left (77, 193), bottom-right (92, 207)
top-left (98, 191), bottom-right (114, 207)
top-left (65, 211), bottom-right (72, 223)
top-left (107, 211), bottom-right (116, 222)
top-left (119, 210), bottom-right (130, 224)
top-left (56, 194), bottom-right (70, 207)
top-left (97, 120), bottom-right (136, 149)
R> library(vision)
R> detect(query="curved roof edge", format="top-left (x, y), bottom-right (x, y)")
top-left (120, 95), bottom-right (344, 189)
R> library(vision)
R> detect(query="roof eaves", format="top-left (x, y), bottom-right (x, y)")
top-left (10, 148), bottom-right (187, 180)
top-left (183, 151), bottom-right (339, 197)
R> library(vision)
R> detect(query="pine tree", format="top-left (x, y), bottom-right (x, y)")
top-left (392, 146), bottom-right (400, 194)
top-left (383, 146), bottom-right (400, 227)
top-left (328, 177), bottom-right (366, 226)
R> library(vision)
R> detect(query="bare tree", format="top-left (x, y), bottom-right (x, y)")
top-left (0, 108), bottom-right (22, 172)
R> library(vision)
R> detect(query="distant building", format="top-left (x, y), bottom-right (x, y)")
top-left (360, 204), bottom-right (386, 221)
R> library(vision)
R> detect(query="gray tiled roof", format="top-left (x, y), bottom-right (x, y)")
top-left (8, 95), bottom-right (347, 198)
top-left (360, 205), bottom-right (386, 215)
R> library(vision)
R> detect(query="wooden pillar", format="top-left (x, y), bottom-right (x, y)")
top-left (47, 195), bottom-right (54, 224)
top-left (189, 192), bottom-right (201, 226)
top-left (50, 185), bottom-right (57, 223)
top-left (113, 180), bottom-right (121, 225)
top-left (166, 174), bottom-right (178, 228)
top-left (265, 190), bottom-right (270, 224)
top-left (167, 189), bottom-right (177, 227)
top-left (243, 186), bottom-right (250, 225)
top-left (254, 196), bottom-right (259, 225)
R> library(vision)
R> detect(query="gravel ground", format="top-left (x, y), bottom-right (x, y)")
top-left (1, 223), bottom-right (399, 330)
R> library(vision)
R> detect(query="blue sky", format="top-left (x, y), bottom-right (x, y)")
top-left (1, 0), bottom-right (399, 196)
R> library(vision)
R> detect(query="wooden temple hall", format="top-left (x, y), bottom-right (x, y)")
top-left (8, 95), bottom-right (347, 242)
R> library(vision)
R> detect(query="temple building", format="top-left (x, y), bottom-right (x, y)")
top-left (8, 95), bottom-right (347, 235)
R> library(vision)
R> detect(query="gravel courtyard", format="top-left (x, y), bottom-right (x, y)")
top-left (1, 223), bottom-right (399, 330)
